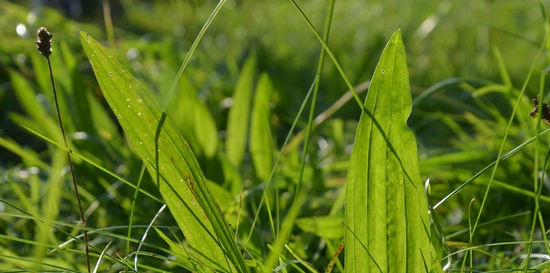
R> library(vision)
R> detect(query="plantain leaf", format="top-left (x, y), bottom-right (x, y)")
top-left (344, 30), bottom-right (441, 272)
top-left (250, 73), bottom-right (275, 181)
top-left (167, 76), bottom-right (218, 159)
top-left (80, 32), bottom-right (247, 273)
top-left (226, 55), bottom-right (256, 168)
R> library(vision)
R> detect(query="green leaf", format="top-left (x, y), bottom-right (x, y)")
top-left (295, 214), bottom-right (344, 239)
top-left (344, 30), bottom-right (441, 272)
top-left (9, 70), bottom-right (60, 143)
top-left (167, 76), bottom-right (218, 158)
top-left (80, 31), bottom-right (247, 273)
top-left (250, 73), bottom-right (275, 181)
top-left (226, 55), bottom-right (256, 168)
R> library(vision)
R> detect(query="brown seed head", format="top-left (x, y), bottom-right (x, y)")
top-left (36, 27), bottom-right (53, 57)
top-left (529, 98), bottom-right (550, 125)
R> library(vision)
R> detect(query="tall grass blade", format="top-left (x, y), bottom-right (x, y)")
top-left (80, 32), bottom-right (247, 273)
top-left (250, 73), bottom-right (275, 181)
top-left (226, 55), bottom-right (256, 168)
top-left (167, 76), bottom-right (218, 158)
top-left (344, 30), bottom-right (441, 272)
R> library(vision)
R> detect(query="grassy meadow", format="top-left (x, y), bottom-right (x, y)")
top-left (1, 0), bottom-right (550, 272)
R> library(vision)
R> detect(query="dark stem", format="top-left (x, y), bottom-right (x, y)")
top-left (45, 55), bottom-right (91, 273)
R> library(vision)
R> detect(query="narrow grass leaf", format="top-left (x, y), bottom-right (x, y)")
top-left (0, 137), bottom-right (49, 169)
top-left (250, 73), bottom-right (275, 181)
top-left (80, 32), bottom-right (247, 273)
top-left (167, 76), bottom-right (218, 158)
top-left (226, 55), bottom-right (256, 168)
top-left (9, 70), bottom-right (60, 142)
top-left (344, 30), bottom-right (441, 272)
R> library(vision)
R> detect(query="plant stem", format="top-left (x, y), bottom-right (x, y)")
top-left (37, 26), bottom-right (91, 272)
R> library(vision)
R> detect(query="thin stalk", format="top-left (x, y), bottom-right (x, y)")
top-left (262, 1), bottom-right (335, 271)
top-left (36, 27), bottom-right (91, 273)
top-left (102, 0), bottom-right (115, 48)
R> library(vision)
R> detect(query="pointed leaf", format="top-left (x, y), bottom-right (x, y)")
top-left (250, 73), bottom-right (275, 181)
top-left (344, 30), bottom-right (441, 272)
top-left (226, 56), bottom-right (256, 167)
top-left (80, 32), bottom-right (247, 273)
top-left (167, 76), bottom-right (218, 158)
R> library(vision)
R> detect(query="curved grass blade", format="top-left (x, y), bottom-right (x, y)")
top-left (344, 30), bottom-right (441, 272)
top-left (80, 32), bottom-right (247, 273)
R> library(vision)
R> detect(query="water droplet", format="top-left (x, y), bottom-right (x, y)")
top-left (127, 104), bottom-right (131, 108)
top-left (139, 141), bottom-right (143, 145)
top-left (108, 72), bottom-right (113, 76)
top-left (121, 68), bottom-right (125, 73)
top-left (137, 98), bottom-right (143, 104)
top-left (126, 98), bottom-right (130, 102)
top-left (192, 201), bottom-right (196, 206)
top-left (117, 114), bottom-right (121, 118)
top-left (137, 112), bottom-right (142, 116)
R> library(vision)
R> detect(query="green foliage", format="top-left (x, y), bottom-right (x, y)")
top-left (226, 54), bottom-right (256, 169)
top-left (81, 31), bottom-right (247, 272)
top-left (1, 0), bottom-right (550, 272)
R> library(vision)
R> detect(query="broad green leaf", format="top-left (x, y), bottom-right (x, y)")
top-left (80, 32), bottom-right (247, 273)
top-left (226, 55), bottom-right (256, 168)
top-left (344, 30), bottom-right (441, 272)
top-left (250, 73), bottom-right (275, 181)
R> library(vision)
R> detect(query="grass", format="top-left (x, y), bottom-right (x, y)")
top-left (1, 0), bottom-right (550, 272)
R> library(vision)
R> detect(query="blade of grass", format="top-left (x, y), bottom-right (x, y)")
top-left (250, 73), bottom-right (275, 181)
top-left (344, 30), bottom-right (440, 272)
top-left (468, 41), bottom-right (546, 265)
top-left (32, 148), bottom-right (65, 271)
top-left (226, 55), bottom-right (256, 168)
top-left (17, 124), bottom-right (162, 203)
top-left (263, 1), bottom-right (335, 271)
top-left (167, 76), bottom-right (218, 158)
top-left (80, 31), bottom-right (247, 273)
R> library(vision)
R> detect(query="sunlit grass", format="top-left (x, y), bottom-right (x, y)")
top-left (1, 0), bottom-right (550, 272)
